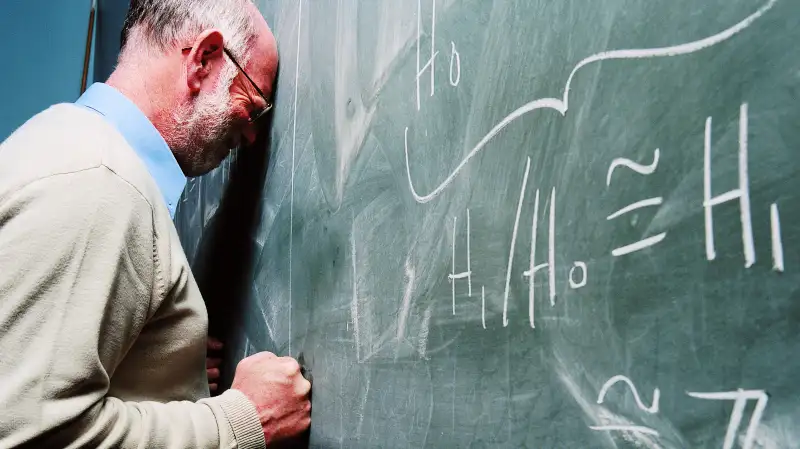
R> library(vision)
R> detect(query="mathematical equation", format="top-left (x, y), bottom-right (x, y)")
top-left (401, 0), bottom-right (783, 329)
top-left (592, 375), bottom-right (768, 449)
top-left (392, 2), bottom-right (782, 448)
top-left (441, 102), bottom-right (784, 330)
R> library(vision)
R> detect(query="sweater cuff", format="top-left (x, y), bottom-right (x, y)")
top-left (213, 389), bottom-right (265, 449)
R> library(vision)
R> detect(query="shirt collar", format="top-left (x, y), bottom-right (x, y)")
top-left (75, 83), bottom-right (186, 218)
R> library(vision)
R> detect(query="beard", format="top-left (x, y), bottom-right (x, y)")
top-left (169, 69), bottom-right (240, 177)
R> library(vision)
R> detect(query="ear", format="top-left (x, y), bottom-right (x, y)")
top-left (185, 29), bottom-right (225, 95)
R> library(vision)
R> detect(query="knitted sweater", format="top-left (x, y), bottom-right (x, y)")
top-left (0, 104), bottom-right (264, 448)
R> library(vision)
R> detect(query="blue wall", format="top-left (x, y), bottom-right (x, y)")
top-left (94, 0), bottom-right (129, 84)
top-left (0, 0), bottom-right (95, 141)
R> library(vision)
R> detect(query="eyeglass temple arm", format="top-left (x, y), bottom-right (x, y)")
top-left (222, 48), bottom-right (270, 102)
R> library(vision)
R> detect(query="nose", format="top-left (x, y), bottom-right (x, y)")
top-left (242, 125), bottom-right (258, 146)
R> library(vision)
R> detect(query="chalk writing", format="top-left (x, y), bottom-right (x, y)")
top-left (404, 1), bottom-right (776, 203)
top-left (606, 149), bottom-right (660, 187)
top-left (387, 0), bottom-right (789, 446)
top-left (481, 285), bottom-right (486, 329)
top-left (568, 262), bottom-right (587, 289)
top-left (611, 233), bottom-right (668, 257)
top-left (606, 148), bottom-right (667, 257)
top-left (597, 375), bottom-right (661, 413)
top-left (525, 189), bottom-right (542, 328)
top-left (404, 0), bottom-right (786, 340)
top-left (770, 203), bottom-right (784, 272)
top-left (687, 389), bottom-right (768, 449)
top-left (416, 0), bottom-right (461, 109)
top-left (522, 188), bottom-right (557, 328)
top-left (415, 0), bottom-right (437, 110)
top-left (606, 197), bottom-right (663, 221)
top-left (589, 377), bottom-right (769, 448)
top-left (590, 375), bottom-right (660, 436)
top-left (448, 210), bottom-right (473, 315)
top-left (449, 41), bottom-right (461, 86)
top-left (503, 158), bottom-right (531, 327)
top-left (704, 104), bottom-right (755, 267)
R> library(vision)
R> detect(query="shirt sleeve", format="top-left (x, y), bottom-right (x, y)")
top-left (0, 167), bottom-right (264, 449)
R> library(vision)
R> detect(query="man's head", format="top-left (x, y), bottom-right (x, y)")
top-left (111, 0), bottom-right (278, 176)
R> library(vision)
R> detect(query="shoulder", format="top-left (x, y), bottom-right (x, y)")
top-left (0, 104), bottom-right (186, 313)
top-left (0, 103), bottom-right (166, 214)
top-left (0, 104), bottom-right (157, 241)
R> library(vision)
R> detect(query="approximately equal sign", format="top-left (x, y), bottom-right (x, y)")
top-left (605, 148), bottom-right (667, 257)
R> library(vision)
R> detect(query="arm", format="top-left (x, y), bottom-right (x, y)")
top-left (0, 167), bottom-right (263, 449)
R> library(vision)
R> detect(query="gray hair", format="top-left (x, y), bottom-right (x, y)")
top-left (120, 0), bottom-right (257, 63)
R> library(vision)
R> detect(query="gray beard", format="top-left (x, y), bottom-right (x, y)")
top-left (168, 73), bottom-right (237, 176)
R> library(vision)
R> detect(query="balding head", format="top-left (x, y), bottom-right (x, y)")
top-left (109, 0), bottom-right (279, 176)
top-left (120, 0), bottom-right (257, 64)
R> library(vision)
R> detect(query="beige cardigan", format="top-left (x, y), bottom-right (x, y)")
top-left (0, 104), bottom-right (264, 448)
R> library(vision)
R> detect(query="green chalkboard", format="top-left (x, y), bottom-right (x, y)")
top-left (175, 0), bottom-right (800, 447)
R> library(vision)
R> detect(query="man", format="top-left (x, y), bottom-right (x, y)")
top-left (0, 0), bottom-right (309, 447)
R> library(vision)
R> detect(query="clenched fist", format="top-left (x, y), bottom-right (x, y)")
top-left (231, 352), bottom-right (311, 444)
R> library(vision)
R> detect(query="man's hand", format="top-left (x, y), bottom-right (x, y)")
top-left (207, 337), bottom-right (223, 393)
top-left (231, 352), bottom-right (312, 444)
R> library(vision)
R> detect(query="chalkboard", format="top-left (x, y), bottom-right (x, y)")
top-left (175, 0), bottom-right (800, 447)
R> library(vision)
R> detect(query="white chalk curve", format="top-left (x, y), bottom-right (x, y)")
top-left (606, 149), bottom-right (660, 187)
top-left (404, 0), bottom-right (777, 203)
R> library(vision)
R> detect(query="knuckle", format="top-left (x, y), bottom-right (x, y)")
top-left (236, 358), bottom-right (250, 372)
top-left (256, 351), bottom-right (277, 361)
top-left (239, 352), bottom-right (276, 370)
top-left (281, 357), bottom-right (301, 375)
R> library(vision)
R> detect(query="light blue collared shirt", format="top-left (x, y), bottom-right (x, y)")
top-left (75, 83), bottom-right (186, 218)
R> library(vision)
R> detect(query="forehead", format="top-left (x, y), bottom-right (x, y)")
top-left (242, 15), bottom-right (278, 96)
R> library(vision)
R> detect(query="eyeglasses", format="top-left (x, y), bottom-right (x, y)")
top-left (182, 46), bottom-right (273, 123)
